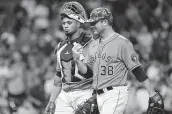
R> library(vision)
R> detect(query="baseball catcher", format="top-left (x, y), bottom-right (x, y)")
top-left (147, 92), bottom-right (164, 114)
top-left (45, 1), bottom-right (94, 114)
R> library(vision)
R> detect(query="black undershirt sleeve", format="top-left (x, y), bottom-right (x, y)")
top-left (132, 66), bottom-right (148, 82)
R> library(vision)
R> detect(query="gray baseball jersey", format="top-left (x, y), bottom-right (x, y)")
top-left (87, 33), bottom-right (141, 90)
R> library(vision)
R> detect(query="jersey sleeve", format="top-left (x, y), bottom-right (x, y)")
top-left (119, 39), bottom-right (141, 71)
top-left (56, 58), bottom-right (61, 72)
top-left (55, 48), bottom-right (62, 78)
top-left (54, 43), bottom-right (61, 72)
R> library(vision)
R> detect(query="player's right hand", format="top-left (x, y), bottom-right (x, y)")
top-left (72, 42), bottom-right (83, 60)
top-left (45, 101), bottom-right (56, 114)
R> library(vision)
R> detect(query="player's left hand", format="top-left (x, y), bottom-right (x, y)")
top-left (72, 42), bottom-right (84, 60)
top-left (147, 92), bottom-right (164, 114)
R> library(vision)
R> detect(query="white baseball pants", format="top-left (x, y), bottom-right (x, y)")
top-left (97, 86), bottom-right (129, 114)
top-left (54, 89), bottom-right (92, 114)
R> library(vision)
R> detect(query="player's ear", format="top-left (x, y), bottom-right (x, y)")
top-left (102, 19), bottom-right (108, 26)
top-left (76, 21), bottom-right (81, 28)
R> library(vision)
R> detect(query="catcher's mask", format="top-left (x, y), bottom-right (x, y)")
top-left (87, 7), bottom-right (113, 26)
top-left (60, 1), bottom-right (88, 23)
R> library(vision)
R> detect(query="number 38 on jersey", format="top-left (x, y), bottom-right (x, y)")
top-left (101, 65), bottom-right (114, 75)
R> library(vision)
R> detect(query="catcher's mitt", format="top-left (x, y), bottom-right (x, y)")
top-left (74, 95), bottom-right (99, 114)
top-left (147, 92), bottom-right (164, 114)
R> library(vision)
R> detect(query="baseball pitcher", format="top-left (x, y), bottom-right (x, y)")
top-left (85, 7), bottom-right (164, 114)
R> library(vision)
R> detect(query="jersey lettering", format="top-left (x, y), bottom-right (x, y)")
top-left (100, 52), bottom-right (114, 64)
top-left (102, 53), bottom-right (106, 60)
top-left (105, 56), bottom-right (112, 63)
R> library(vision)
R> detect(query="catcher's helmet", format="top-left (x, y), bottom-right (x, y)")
top-left (60, 1), bottom-right (87, 23)
top-left (87, 7), bottom-right (113, 25)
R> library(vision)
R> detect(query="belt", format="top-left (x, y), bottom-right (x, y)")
top-left (93, 86), bottom-right (113, 95)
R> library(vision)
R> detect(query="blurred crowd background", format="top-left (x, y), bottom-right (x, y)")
top-left (0, 0), bottom-right (172, 114)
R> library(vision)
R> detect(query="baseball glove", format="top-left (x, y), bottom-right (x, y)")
top-left (74, 95), bottom-right (99, 114)
top-left (147, 92), bottom-right (164, 114)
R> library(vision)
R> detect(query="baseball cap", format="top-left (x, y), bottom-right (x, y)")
top-left (87, 7), bottom-right (113, 26)
top-left (60, 1), bottom-right (88, 23)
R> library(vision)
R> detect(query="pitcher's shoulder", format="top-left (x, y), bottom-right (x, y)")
top-left (115, 34), bottom-right (132, 45)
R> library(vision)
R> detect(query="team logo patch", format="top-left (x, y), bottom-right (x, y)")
top-left (64, 50), bottom-right (70, 54)
top-left (131, 54), bottom-right (138, 63)
top-left (61, 44), bottom-right (73, 62)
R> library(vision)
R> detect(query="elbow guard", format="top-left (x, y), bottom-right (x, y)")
top-left (132, 66), bottom-right (148, 82)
